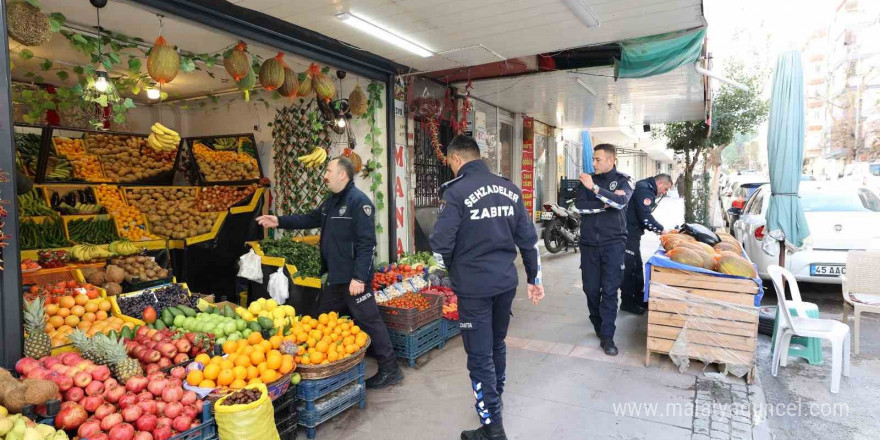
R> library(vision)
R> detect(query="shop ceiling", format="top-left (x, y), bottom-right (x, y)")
top-left (231, 0), bottom-right (706, 72)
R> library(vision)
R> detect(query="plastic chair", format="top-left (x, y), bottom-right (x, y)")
top-left (768, 273), bottom-right (823, 365)
top-left (841, 251), bottom-right (880, 355)
top-left (768, 266), bottom-right (851, 393)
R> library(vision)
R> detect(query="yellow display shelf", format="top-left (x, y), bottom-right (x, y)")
top-left (246, 239), bottom-right (322, 288)
top-left (228, 187), bottom-right (265, 215)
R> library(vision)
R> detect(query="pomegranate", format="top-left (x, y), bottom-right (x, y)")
top-left (137, 391), bottom-right (154, 402)
top-left (77, 419), bottom-right (103, 438)
top-left (145, 363), bottom-right (161, 375)
top-left (166, 378), bottom-right (183, 389)
top-left (194, 399), bottom-right (203, 413)
top-left (147, 379), bottom-right (167, 397)
top-left (92, 434), bottom-right (110, 440)
top-left (118, 393), bottom-right (138, 409)
top-left (170, 367), bottom-right (187, 380)
top-left (181, 406), bottom-right (198, 420)
top-left (155, 401), bottom-right (166, 416)
top-left (161, 387), bottom-right (184, 403)
top-left (55, 402), bottom-right (88, 430)
top-left (147, 371), bottom-right (166, 381)
top-left (152, 426), bottom-right (173, 440)
top-left (156, 417), bottom-right (172, 429)
top-left (91, 365), bottom-right (112, 382)
top-left (138, 400), bottom-right (159, 416)
top-left (85, 379), bottom-right (105, 396)
top-left (180, 391), bottom-right (197, 406)
top-left (125, 376), bottom-right (149, 393)
top-left (73, 371), bottom-right (93, 388)
top-left (106, 385), bottom-right (127, 404)
top-left (100, 412), bottom-right (124, 431)
top-left (64, 386), bottom-right (85, 403)
top-left (135, 413), bottom-right (158, 432)
top-left (163, 401), bottom-right (183, 418)
top-left (82, 395), bottom-right (105, 413)
top-left (172, 415), bottom-right (193, 432)
top-left (122, 404), bottom-right (143, 422)
top-left (109, 422), bottom-right (136, 440)
top-left (157, 357), bottom-right (172, 368)
top-left (95, 402), bottom-right (117, 420)
top-left (134, 432), bottom-right (153, 440)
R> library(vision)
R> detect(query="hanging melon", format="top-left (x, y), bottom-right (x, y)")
top-left (147, 36), bottom-right (180, 85)
top-left (259, 53), bottom-right (286, 91)
top-left (6, 2), bottom-right (52, 47)
top-left (236, 67), bottom-right (256, 102)
top-left (277, 67), bottom-right (299, 99)
top-left (296, 70), bottom-right (313, 97)
top-left (311, 64), bottom-right (336, 101)
top-left (344, 149), bottom-right (363, 174)
top-left (223, 42), bottom-right (250, 81)
top-left (349, 85), bottom-right (368, 117)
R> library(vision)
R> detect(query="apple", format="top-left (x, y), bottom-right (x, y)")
top-left (64, 386), bottom-right (85, 403)
top-left (85, 379), bottom-right (104, 396)
top-left (91, 365), bottom-right (112, 382)
top-left (74, 371), bottom-right (93, 388)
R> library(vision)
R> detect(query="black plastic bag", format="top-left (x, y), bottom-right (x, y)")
top-left (679, 223), bottom-right (721, 246)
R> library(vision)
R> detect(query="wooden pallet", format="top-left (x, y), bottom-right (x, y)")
top-left (646, 268), bottom-right (761, 384)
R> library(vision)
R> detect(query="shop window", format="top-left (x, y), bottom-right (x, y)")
top-left (473, 101), bottom-right (499, 175)
top-left (499, 120), bottom-right (513, 179)
top-left (413, 118), bottom-right (454, 208)
top-left (534, 134), bottom-right (549, 212)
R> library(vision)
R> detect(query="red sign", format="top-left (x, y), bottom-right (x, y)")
top-left (522, 117), bottom-right (535, 216)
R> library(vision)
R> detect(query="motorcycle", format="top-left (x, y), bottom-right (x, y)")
top-left (540, 200), bottom-right (581, 254)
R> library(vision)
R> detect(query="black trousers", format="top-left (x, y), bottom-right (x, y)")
top-left (580, 242), bottom-right (625, 339)
top-left (318, 284), bottom-right (397, 370)
top-left (620, 237), bottom-right (647, 308)
top-left (458, 288), bottom-right (516, 426)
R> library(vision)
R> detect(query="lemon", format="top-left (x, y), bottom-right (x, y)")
top-left (0, 404), bottom-right (7, 416)
top-left (283, 305), bottom-right (296, 317)
top-left (272, 308), bottom-right (286, 320)
top-left (265, 299), bottom-right (278, 311)
top-left (248, 303), bottom-right (262, 314)
top-left (274, 318), bottom-right (285, 329)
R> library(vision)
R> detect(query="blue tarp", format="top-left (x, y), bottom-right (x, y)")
top-left (581, 130), bottom-right (595, 174)
top-left (644, 247), bottom-right (764, 307)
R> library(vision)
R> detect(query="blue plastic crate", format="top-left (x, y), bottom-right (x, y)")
top-left (296, 361), bottom-right (366, 402)
top-left (83, 401), bottom-right (216, 440)
top-left (297, 383), bottom-right (366, 439)
top-left (388, 319), bottom-right (444, 367)
top-left (442, 319), bottom-right (461, 340)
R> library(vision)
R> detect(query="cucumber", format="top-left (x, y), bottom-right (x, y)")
top-left (167, 306), bottom-right (183, 318)
top-left (155, 319), bottom-right (166, 330)
top-left (177, 305), bottom-right (197, 318)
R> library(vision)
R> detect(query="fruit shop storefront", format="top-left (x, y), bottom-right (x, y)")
top-left (0, 0), bottom-right (404, 376)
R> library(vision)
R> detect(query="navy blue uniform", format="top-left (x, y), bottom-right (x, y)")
top-left (277, 181), bottom-right (396, 369)
top-left (574, 167), bottom-right (633, 339)
top-left (622, 178), bottom-right (665, 308)
top-left (430, 160), bottom-right (540, 427)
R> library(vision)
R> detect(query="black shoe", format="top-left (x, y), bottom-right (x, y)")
top-left (365, 365), bottom-right (403, 389)
top-left (461, 422), bottom-right (507, 440)
top-left (620, 303), bottom-right (646, 315)
top-left (600, 339), bottom-right (618, 356)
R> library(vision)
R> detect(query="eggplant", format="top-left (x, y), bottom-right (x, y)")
top-left (51, 191), bottom-right (61, 208)
top-left (86, 188), bottom-right (97, 204)
top-left (64, 192), bottom-right (76, 206)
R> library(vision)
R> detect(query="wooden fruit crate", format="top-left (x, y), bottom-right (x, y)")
top-left (646, 267), bottom-right (760, 384)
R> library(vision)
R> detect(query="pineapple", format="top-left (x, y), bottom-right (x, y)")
top-left (23, 298), bottom-right (51, 358)
top-left (69, 329), bottom-right (105, 365)
top-left (100, 335), bottom-right (142, 384)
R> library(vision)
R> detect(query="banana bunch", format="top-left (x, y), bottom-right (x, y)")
top-left (147, 122), bottom-right (181, 152)
top-left (108, 239), bottom-right (140, 256)
top-left (70, 244), bottom-right (115, 262)
top-left (46, 160), bottom-right (72, 180)
top-left (213, 137), bottom-right (238, 151)
top-left (297, 147), bottom-right (327, 169)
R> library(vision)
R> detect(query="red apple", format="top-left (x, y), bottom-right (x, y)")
top-left (53, 373), bottom-right (74, 392)
top-left (144, 363), bottom-right (161, 375)
top-left (91, 365), bottom-right (112, 382)
top-left (43, 357), bottom-right (61, 369)
top-left (104, 378), bottom-right (119, 389)
top-left (157, 357), bottom-right (172, 368)
top-left (64, 386), bottom-right (85, 403)
top-left (74, 371), bottom-right (93, 388)
top-left (169, 367), bottom-right (186, 380)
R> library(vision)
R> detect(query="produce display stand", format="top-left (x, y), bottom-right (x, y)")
top-left (244, 238), bottom-right (323, 316)
top-left (644, 248), bottom-right (763, 383)
top-left (183, 134), bottom-right (264, 186)
top-left (296, 360), bottom-right (366, 440)
top-left (12, 123), bottom-right (51, 180)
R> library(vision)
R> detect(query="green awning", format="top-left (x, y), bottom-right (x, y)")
top-left (615, 28), bottom-right (706, 79)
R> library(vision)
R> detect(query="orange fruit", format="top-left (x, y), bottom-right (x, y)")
top-left (98, 300), bottom-right (111, 312)
top-left (315, 341), bottom-right (329, 354)
top-left (49, 316), bottom-right (64, 329)
top-left (210, 356), bottom-right (224, 365)
top-left (249, 350), bottom-right (265, 366)
top-left (267, 355), bottom-right (281, 370)
top-left (237, 339), bottom-right (248, 350)
top-left (187, 370), bottom-right (204, 386)
top-left (45, 304), bottom-right (59, 316)
top-left (222, 341), bottom-right (237, 354)
top-left (279, 356), bottom-right (295, 374)
top-left (234, 355), bottom-right (251, 368)
top-left (203, 364), bottom-right (221, 381)
top-left (306, 338), bottom-right (317, 348)
top-left (59, 296), bottom-right (75, 309)
top-left (350, 325), bottom-right (361, 335)
top-left (318, 314), bottom-right (329, 325)
top-left (84, 302), bottom-right (99, 314)
top-left (246, 366), bottom-right (260, 380)
top-left (327, 351), bottom-right (339, 363)
top-left (74, 294), bottom-right (89, 306)
top-left (260, 340), bottom-right (272, 352)
top-left (248, 378), bottom-right (263, 386)
top-left (96, 310), bottom-right (108, 321)
top-left (230, 379), bottom-right (247, 389)
top-left (257, 362), bottom-right (268, 374)
top-left (232, 366), bottom-right (248, 380)
top-left (220, 359), bottom-right (235, 370)
top-left (82, 312), bottom-right (96, 323)
top-left (260, 369), bottom-right (278, 383)
top-left (195, 353), bottom-right (211, 365)
top-left (270, 335), bottom-right (282, 349)
top-left (346, 344), bottom-right (357, 354)
top-left (199, 379), bottom-right (216, 388)
top-left (64, 315), bottom-right (80, 327)
top-left (310, 352), bottom-right (325, 363)
top-left (247, 332), bottom-right (263, 345)
top-left (217, 369), bottom-right (235, 386)
top-left (56, 308), bottom-right (70, 318)
top-left (295, 332), bottom-right (308, 344)
top-left (71, 305), bottom-right (85, 317)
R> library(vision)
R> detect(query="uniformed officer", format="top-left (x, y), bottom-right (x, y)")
top-left (430, 136), bottom-right (544, 440)
top-left (575, 144), bottom-right (633, 356)
top-left (620, 174), bottom-right (673, 315)
top-left (255, 157), bottom-right (403, 389)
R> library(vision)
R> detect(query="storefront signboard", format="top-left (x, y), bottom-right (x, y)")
top-left (522, 117), bottom-right (535, 216)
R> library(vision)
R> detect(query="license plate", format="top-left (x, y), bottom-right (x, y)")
top-left (810, 264), bottom-right (846, 277)
top-left (540, 211), bottom-right (554, 220)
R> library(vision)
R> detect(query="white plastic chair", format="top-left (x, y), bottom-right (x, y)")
top-left (768, 265), bottom-right (851, 393)
top-left (841, 251), bottom-right (880, 355)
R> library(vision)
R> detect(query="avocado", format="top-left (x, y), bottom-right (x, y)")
top-left (248, 321), bottom-right (263, 333)
top-left (177, 305), bottom-right (197, 318)
top-left (161, 308), bottom-right (174, 326)
top-left (154, 319), bottom-right (166, 330)
top-left (166, 306), bottom-right (182, 318)
top-left (223, 305), bottom-right (236, 318)
top-left (257, 316), bottom-right (274, 330)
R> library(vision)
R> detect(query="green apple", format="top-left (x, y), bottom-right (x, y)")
top-left (236, 320), bottom-right (247, 331)
top-left (242, 329), bottom-right (252, 337)
top-left (173, 315), bottom-right (186, 327)
top-left (291, 373), bottom-right (301, 385)
top-left (227, 333), bottom-right (241, 342)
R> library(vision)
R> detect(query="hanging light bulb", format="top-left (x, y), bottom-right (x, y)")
top-left (146, 87), bottom-right (161, 100)
top-left (94, 68), bottom-right (110, 92)
top-left (336, 116), bottom-right (347, 128)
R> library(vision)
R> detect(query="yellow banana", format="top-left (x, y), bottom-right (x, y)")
top-left (153, 122), bottom-right (178, 137)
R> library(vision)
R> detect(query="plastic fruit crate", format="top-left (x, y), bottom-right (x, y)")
top-left (297, 382), bottom-right (366, 439)
top-left (82, 400), bottom-right (216, 440)
top-left (297, 360), bottom-right (365, 402)
top-left (442, 318), bottom-right (461, 340)
top-left (378, 292), bottom-right (443, 332)
top-left (388, 319), bottom-right (444, 367)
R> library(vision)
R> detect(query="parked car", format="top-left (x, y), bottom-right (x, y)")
top-left (732, 182), bottom-right (880, 284)
top-left (722, 180), bottom-right (769, 228)
top-left (840, 162), bottom-right (880, 193)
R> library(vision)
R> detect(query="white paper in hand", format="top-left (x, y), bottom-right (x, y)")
top-left (238, 249), bottom-right (264, 283)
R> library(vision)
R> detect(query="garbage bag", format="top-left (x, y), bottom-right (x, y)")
top-left (237, 249), bottom-right (264, 283)
top-left (268, 267), bottom-right (289, 305)
top-left (215, 383), bottom-right (280, 440)
top-left (679, 223), bottom-right (720, 246)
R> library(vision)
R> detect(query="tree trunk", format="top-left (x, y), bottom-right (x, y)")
top-left (684, 149), bottom-right (695, 223)
top-left (707, 147), bottom-right (724, 229)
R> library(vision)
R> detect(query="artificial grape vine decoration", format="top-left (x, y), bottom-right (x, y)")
top-left (361, 82), bottom-right (385, 234)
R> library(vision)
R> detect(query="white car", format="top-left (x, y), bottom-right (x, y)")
top-left (840, 162), bottom-right (880, 194)
top-left (732, 182), bottom-right (880, 284)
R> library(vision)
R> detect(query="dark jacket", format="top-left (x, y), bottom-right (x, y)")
top-left (626, 177), bottom-right (665, 239)
top-left (575, 166), bottom-right (634, 246)
top-left (277, 181), bottom-right (376, 286)
top-left (429, 161), bottom-right (541, 298)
